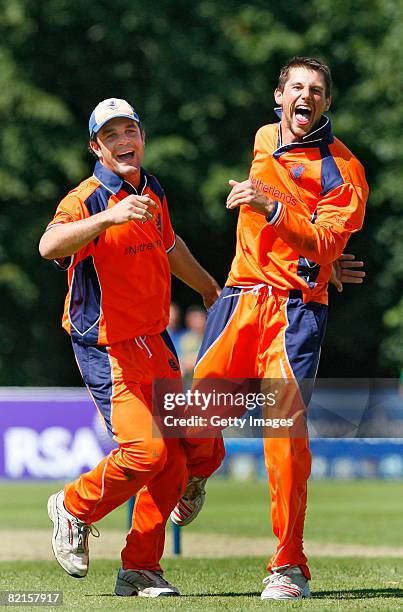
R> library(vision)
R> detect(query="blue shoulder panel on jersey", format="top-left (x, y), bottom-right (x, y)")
top-left (83, 186), bottom-right (110, 246)
top-left (148, 174), bottom-right (165, 201)
top-left (84, 186), bottom-right (110, 215)
top-left (319, 142), bottom-right (344, 196)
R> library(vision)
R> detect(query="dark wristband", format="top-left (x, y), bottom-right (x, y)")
top-left (265, 201), bottom-right (279, 223)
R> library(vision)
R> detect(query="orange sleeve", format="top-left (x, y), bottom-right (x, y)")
top-left (269, 180), bottom-right (368, 266)
top-left (161, 194), bottom-right (176, 252)
top-left (45, 194), bottom-right (94, 269)
top-left (47, 193), bottom-right (90, 227)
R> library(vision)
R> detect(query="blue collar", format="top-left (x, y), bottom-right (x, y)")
top-left (93, 161), bottom-right (147, 195)
top-left (274, 107), bottom-right (333, 153)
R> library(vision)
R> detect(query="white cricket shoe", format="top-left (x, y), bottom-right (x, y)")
top-left (261, 566), bottom-right (311, 600)
top-left (170, 477), bottom-right (207, 526)
top-left (47, 490), bottom-right (99, 578)
top-left (115, 568), bottom-right (180, 597)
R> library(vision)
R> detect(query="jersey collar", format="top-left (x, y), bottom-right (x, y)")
top-left (93, 161), bottom-right (147, 195)
top-left (273, 107), bottom-right (333, 157)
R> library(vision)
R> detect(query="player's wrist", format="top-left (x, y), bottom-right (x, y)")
top-left (200, 277), bottom-right (220, 298)
top-left (265, 199), bottom-right (278, 222)
top-left (99, 208), bottom-right (117, 228)
top-left (264, 199), bottom-right (276, 216)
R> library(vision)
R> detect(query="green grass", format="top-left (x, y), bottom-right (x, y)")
top-left (1, 479), bottom-right (402, 546)
top-left (0, 480), bottom-right (126, 531)
top-left (1, 479), bottom-right (403, 609)
top-left (185, 479), bottom-right (403, 547)
top-left (0, 558), bottom-right (402, 610)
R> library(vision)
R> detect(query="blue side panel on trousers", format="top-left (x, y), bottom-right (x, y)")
top-left (196, 287), bottom-right (240, 364)
top-left (160, 329), bottom-right (181, 372)
top-left (69, 256), bottom-right (101, 345)
top-left (72, 340), bottom-right (114, 437)
top-left (160, 329), bottom-right (179, 360)
top-left (285, 297), bottom-right (328, 403)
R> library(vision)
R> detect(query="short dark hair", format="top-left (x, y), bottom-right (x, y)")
top-left (88, 135), bottom-right (98, 159)
top-left (277, 56), bottom-right (332, 98)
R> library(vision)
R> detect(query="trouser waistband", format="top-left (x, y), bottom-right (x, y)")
top-left (225, 284), bottom-right (303, 299)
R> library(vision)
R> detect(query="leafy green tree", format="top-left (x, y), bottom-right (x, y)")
top-left (0, 0), bottom-right (401, 383)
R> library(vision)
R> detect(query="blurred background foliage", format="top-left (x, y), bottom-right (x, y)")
top-left (0, 0), bottom-right (402, 384)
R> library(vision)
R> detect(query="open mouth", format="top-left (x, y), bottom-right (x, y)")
top-left (294, 106), bottom-right (312, 126)
top-left (117, 151), bottom-right (135, 163)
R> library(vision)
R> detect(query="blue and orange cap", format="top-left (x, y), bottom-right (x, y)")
top-left (89, 98), bottom-right (140, 136)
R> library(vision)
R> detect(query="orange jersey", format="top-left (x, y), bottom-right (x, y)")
top-left (227, 112), bottom-right (368, 304)
top-left (47, 162), bottom-right (175, 345)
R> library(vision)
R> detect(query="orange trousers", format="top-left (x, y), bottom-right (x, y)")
top-left (64, 331), bottom-right (188, 571)
top-left (185, 286), bottom-right (328, 580)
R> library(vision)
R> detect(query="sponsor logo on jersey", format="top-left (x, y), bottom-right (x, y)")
top-left (124, 239), bottom-right (162, 256)
top-left (290, 163), bottom-right (305, 179)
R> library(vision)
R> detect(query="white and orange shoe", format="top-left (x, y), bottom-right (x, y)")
top-left (261, 566), bottom-right (311, 600)
top-left (47, 490), bottom-right (99, 578)
top-left (170, 477), bottom-right (207, 526)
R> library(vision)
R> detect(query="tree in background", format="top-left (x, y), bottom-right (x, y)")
top-left (0, 0), bottom-right (401, 384)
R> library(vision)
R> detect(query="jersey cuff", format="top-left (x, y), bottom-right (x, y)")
top-left (53, 254), bottom-right (75, 271)
top-left (166, 237), bottom-right (176, 253)
top-left (45, 221), bottom-right (72, 231)
top-left (266, 201), bottom-right (282, 225)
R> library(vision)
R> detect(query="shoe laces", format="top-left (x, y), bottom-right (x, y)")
top-left (75, 521), bottom-right (100, 553)
top-left (263, 572), bottom-right (294, 587)
top-left (184, 477), bottom-right (206, 502)
top-left (142, 570), bottom-right (173, 589)
top-left (123, 570), bottom-right (171, 589)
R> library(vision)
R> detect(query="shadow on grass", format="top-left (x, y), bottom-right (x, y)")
top-left (92, 588), bottom-right (403, 600)
top-left (187, 592), bottom-right (261, 598)
top-left (314, 588), bottom-right (403, 599)
top-left (94, 592), bottom-right (262, 598)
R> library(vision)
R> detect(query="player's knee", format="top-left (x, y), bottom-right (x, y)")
top-left (120, 438), bottom-right (168, 474)
top-left (145, 438), bottom-right (168, 472)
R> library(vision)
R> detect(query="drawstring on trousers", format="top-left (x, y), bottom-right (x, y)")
top-left (135, 336), bottom-right (153, 359)
top-left (223, 283), bottom-right (274, 305)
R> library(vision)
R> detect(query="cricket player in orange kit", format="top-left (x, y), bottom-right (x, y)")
top-left (39, 98), bottom-right (221, 597)
top-left (171, 57), bottom-right (368, 600)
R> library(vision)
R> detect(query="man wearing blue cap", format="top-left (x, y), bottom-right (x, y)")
top-left (40, 98), bottom-right (222, 597)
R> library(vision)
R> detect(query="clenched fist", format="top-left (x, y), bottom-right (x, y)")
top-left (226, 179), bottom-right (276, 217)
top-left (107, 195), bottom-right (158, 225)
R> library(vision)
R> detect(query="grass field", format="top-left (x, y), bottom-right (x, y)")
top-left (0, 479), bottom-right (402, 609)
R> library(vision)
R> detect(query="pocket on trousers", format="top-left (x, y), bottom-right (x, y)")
top-left (72, 340), bottom-right (91, 386)
top-left (206, 295), bottom-right (221, 317)
top-left (304, 302), bottom-right (327, 345)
